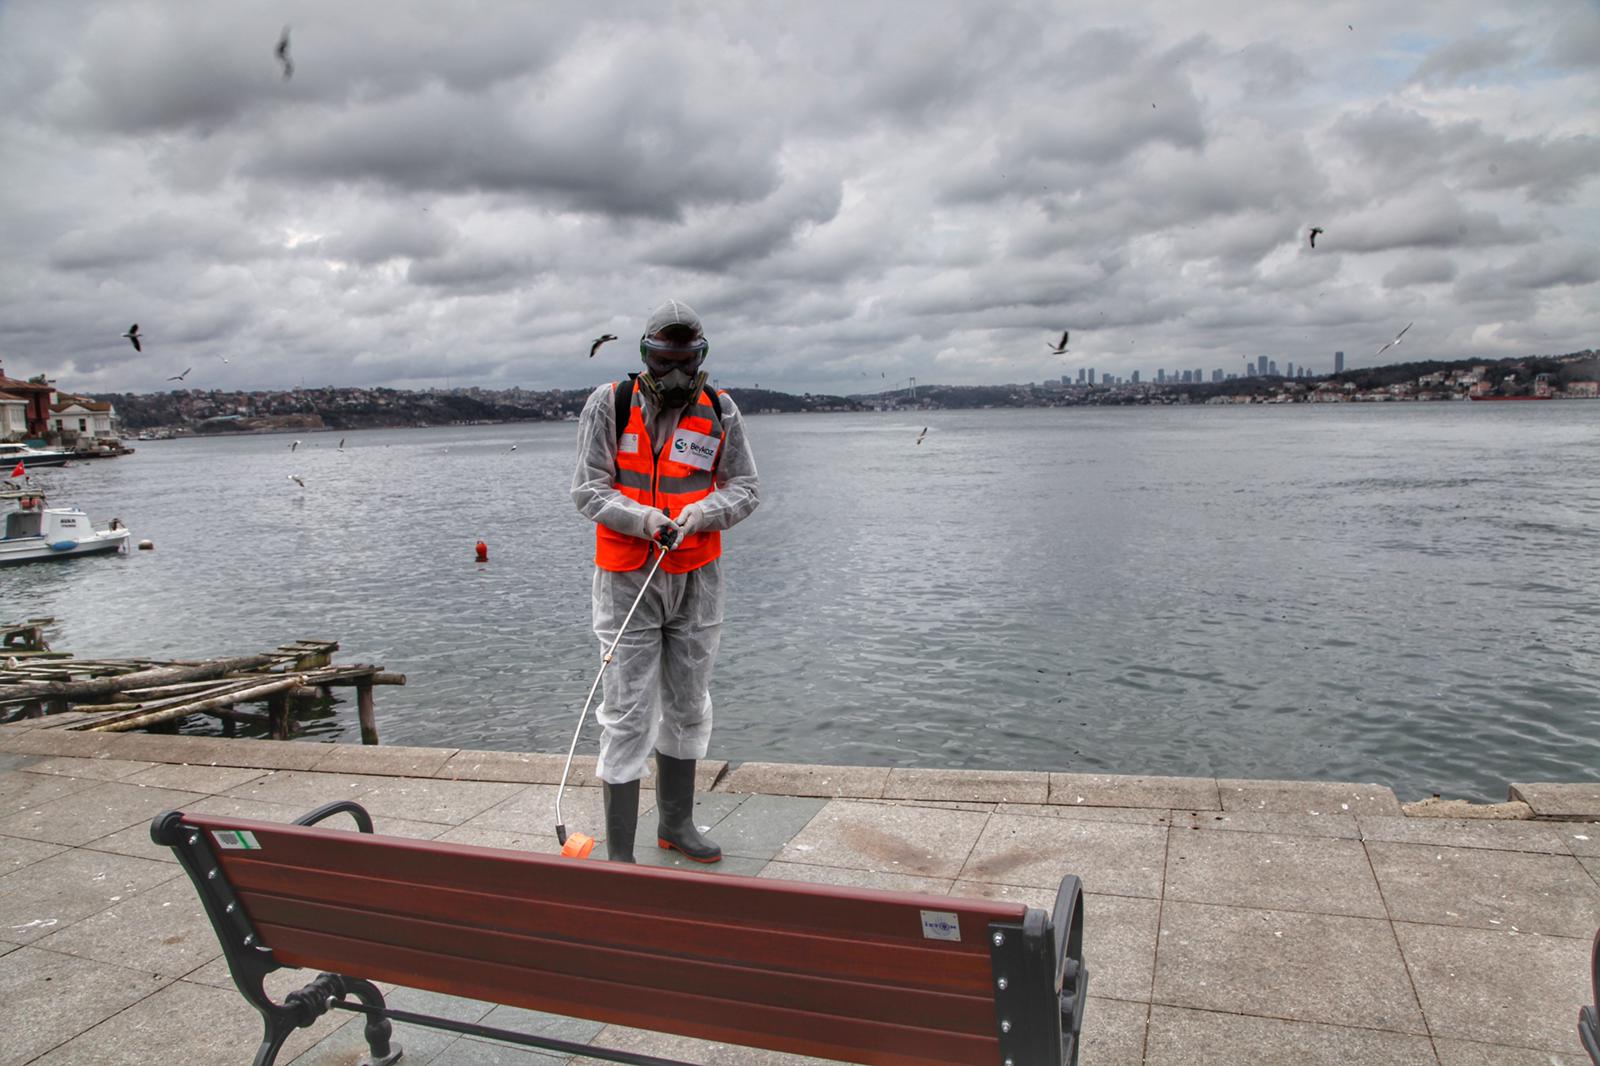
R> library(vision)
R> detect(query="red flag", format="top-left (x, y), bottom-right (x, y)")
top-left (8, 461), bottom-right (22, 478)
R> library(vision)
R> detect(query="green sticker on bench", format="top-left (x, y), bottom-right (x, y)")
top-left (212, 829), bottom-right (260, 850)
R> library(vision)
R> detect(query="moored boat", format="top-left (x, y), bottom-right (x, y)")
top-left (0, 488), bottom-right (130, 565)
top-left (1468, 394), bottom-right (1553, 401)
top-left (0, 442), bottom-right (73, 467)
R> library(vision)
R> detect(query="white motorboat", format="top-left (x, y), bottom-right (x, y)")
top-left (0, 442), bottom-right (74, 468)
top-left (0, 487), bottom-right (130, 565)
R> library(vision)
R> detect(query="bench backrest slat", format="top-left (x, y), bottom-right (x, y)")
top-left (186, 815), bottom-right (1028, 1066)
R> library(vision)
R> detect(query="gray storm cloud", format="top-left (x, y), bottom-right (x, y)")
top-left (0, 0), bottom-right (1595, 396)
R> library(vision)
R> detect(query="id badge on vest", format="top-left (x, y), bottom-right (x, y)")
top-left (668, 428), bottom-right (720, 471)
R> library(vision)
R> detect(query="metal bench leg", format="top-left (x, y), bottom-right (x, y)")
top-left (250, 1013), bottom-right (296, 1066)
top-left (339, 975), bottom-right (402, 1066)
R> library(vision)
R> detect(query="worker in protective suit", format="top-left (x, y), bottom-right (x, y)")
top-left (571, 300), bottom-right (761, 863)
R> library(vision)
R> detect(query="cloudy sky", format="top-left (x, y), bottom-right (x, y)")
top-left (1, 1), bottom-right (1596, 396)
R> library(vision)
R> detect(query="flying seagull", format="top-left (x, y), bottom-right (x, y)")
top-left (166, 367), bottom-right (191, 382)
top-left (288, 474), bottom-right (305, 488)
top-left (338, 438), bottom-right (345, 450)
top-left (916, 427), bottom-right (928, 445)
top-left (589, 334), bottom-right (618, 358)
top-left (122, 324), bottom-right (141, 352)
top-left (509, 444), bottom-right (518, 452)
top-left (1048, 330), bottom-right (1070, 354)
top-left (1308, 227), bottom-right (1324, 249)
top-left (290, 439), bottom-right (301, 452)
top-left (275, 27), bottom-right (293, 80)
top-left (1374, 322), bottom-right (1413, 357)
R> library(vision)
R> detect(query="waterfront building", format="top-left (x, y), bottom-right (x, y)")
top-left (1335, 351), bottom-right (1345, 373)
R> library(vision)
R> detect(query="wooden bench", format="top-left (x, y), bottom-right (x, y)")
top-left (152, 801), bottom-right (1087, 1066)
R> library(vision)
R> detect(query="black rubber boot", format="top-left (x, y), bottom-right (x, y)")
top-left (655, 752), bottom-right (722, 863)
top-left (603, 779), bottom-right (639, 863)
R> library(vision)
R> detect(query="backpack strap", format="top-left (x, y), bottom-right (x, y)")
top-left (613, 375), bottom-right (637, 444)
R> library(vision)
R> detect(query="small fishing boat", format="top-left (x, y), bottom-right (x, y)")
top-left (0, 487), bottom-right (130, 565)
top-left (0, 442), bottom-right (74, 468)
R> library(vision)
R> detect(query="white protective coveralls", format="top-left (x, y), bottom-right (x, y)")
top-left (570, 383), bottom-right (761, 784)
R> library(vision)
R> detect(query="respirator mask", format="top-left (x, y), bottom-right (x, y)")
top-left (638, 328), bottom-right (709, 409)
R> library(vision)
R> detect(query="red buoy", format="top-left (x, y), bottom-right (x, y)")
top-left (475, 540), bottom-right (488, 562)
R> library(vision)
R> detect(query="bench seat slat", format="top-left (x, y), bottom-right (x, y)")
top-left (241, 890), bottom-right (997, 1036)
top-left (257, 922), bottom-right (1002, 1066)
top-left (227, 860), bottom-right (992, 994)
top-left (188, 815), bottom-right (1021, 947)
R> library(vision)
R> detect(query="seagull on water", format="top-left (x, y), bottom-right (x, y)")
top-left (338, 438), bottom-right (345, 450)
top-left (589, 334), bottom-right (618, 358)
top-left (508, 444), bottom-right (518, 452)
top-left (288, 474), bottom-right (305, 488)
top-left (916, 427), bottom-right (928, 445)
top-left (166, 367), bottom-right (192, 382)
top-left (1374, 322), bottom-right (1413, 357)
top-left (1048, 330), bottom-right (1070, 354)
top-left (1308, 227), bottom-right (1324, 249)
top-left (122, 324), bottom-right (142, 352)
top-left (275, 27), bottom-right (293, 80)
top-left (290, 439), bottom-right (301, 452)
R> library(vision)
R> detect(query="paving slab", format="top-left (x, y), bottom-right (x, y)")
top-left (183, 793), bottom-right (454, 841)
top-left (220, 767), bottom-right (385, 809)
top-left (687, 794), bottom-right (822, 860)
top-left (348, 777), bottom-right (528, 825)
top-left (290, 984), bottom-right (497, 1066)
top-left (775, 799), bottom-right (989, 879)
top-left (312, 741), bottom-right (460, 778)
top-left (0, 947), bottom-right (172, 1066)
top-left (1165, 829), bottom-right (1387, 918)
top-left (0, 767), bottom-right (102, 815)
top-left (1366, 841), bottom-right (1600, 936)
top-left (573, 1022), bottom-right (840, 1065)
top-left (1142, 1004), bottom-right (1438, 1065)
top-left (1395, 921), bottom-right (1592, 1053)
top-left (0, 752), bottom-right (39, 771)
top-left (0, 847), bottom-right (179, 944)
top-left (432, 1035), bottom-right (568, 1063)
top-left (1509, 782), bottom-right (1600, 820)
top-left (1076, 997), bottom-right (1150, 1066)
top-left (1218, 778), bottom-right (1402, 816)
top-left (122, 762), bottom-right (271, 794)
top-left (33, 973), bottom-right (336, 1066)
top-left (1357, 815), bottom-right (1574, 855)
top-left (757, 860), bottom-right (953, 895)
top-left (34, 873), bottom-right (223, 979)
top-left (719, 762), bottom-right (887, 799)
top-left (436, 750), bottom-right (574, 785)
top-left (18, 755), bottom-right (156, 781)
top-left (0, 831), bottom-right (68, 874)
top-left (1432, 1036), bottom-right (1593, 1064)
top-left (1560, 823), bottom-right (1598, 857)
top-left (105, 733), bottom-right (330, 771)
top-left (1153, 900), bottom-right (1426, 1034)
top-left (960, 812), bottom-right (1166, 898)
top-left (996, 802), bottom-right (1175, 826)
top-left (1583, 856), bottom-right (1600, 886)
top-left (1176, 809), bottom-right (1361, 839)
top-left (883, 767), bottom-right (1048, 803)
top-left (0, 779), bottom-right (209, 846)
top-left (1050, 772), bottom-right (1220, 810)
top-left (0, 728), bottom-right (120, 758)
top-left (635, 848), bottom-right (768, 877)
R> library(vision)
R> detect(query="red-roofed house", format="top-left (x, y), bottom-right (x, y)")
top-left (51, 395), bottom-right (118, 441)
top-left (0, 361), bottom-right (55, 440)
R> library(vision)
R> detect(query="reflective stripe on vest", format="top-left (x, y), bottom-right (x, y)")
top-left (595, 383), bottom-right (726, 573)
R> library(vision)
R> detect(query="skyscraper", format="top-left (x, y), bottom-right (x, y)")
top-left (1157, 369), bottom-right (1165, 383)
top-left (1335, 351), bottom-right (1345, 374)
top-left (1258, 355), bottom-right (1268, 377)
top-left (1077, 368), bottom-right (1086, 384)
top-left (1088, 368), bottom-right (1096, 384)
top-left (1286, 361), bottom-right (1294, 378)
top-left (1268, 360), bottom-right (1279, 377)
top-left (1131, 370), bottom-right (1140, 383)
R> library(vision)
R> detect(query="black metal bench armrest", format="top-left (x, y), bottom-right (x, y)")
top-left (1583, 929), bottom-right (1600, 1065)
top-left (294, 800), bottom-right (375, 833)
top-left (1052, 875), bottom-right (1088, 1066)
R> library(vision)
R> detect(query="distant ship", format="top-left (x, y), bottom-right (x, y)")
top-left (1469, 394), bottom-right (1553, 402)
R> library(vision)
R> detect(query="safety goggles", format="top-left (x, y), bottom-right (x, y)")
top-left (640, 334), bottom-right (708, 376)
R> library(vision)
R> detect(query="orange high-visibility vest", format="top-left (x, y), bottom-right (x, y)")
top-left (595, 382), bottom-right (727, 573)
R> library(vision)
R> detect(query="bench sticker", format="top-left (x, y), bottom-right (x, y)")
top-left (920, 910), bottom-right (961, 942)
top-left (212, 829), bottom-right (261, 850)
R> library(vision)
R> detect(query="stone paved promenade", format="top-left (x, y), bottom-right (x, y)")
top-left (1, 719), bottom-right (1597, 1065)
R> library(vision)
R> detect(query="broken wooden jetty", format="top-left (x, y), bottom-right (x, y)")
top-left (0, 629), bottom-right (404, 744)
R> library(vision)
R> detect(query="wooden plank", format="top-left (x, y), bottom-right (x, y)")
top-left (256, 924), bottom-right (998, 1066)
top-left (86, 675), bottom-right (306, 732)
top-left (239, 892), bottom-right (996, 1034)
top-left (0, 655), bottom-right (278, 705)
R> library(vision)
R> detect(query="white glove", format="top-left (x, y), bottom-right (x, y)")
top-left (643, 508), bottom-right (679, 548)
top-left (674, 503), bottom-right (709, 537)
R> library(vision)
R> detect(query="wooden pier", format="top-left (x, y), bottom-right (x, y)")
top-left (0, 629), bottom-right (404, 743)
